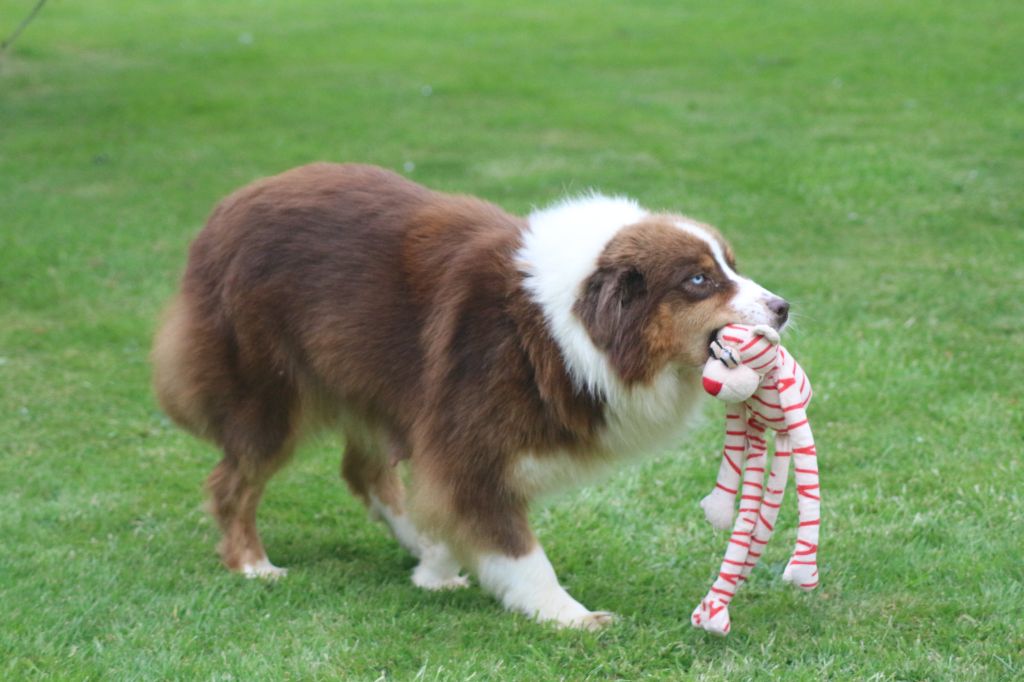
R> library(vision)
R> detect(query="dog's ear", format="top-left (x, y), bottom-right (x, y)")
top-left (574, 266), bottom-right (650, 384)
top-left (576, 266), bottom-right (647, 349)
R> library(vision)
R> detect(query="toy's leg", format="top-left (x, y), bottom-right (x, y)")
top-left (700, 409), bottom-right (746, 530)
top-left (692, 432), bottom-right (767, 636)
top-left (740, 431), bottom-right (792, 581)
top-left (783, 428), bottom-right (820, 590)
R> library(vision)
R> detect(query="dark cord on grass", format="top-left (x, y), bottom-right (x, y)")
top-left (1, 0), bottom-right (49, 52)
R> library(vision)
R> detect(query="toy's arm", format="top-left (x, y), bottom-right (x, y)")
top-left (699, 408), bottom-right (747, 530)
top-left (778, 354), bottom-right (820, 590)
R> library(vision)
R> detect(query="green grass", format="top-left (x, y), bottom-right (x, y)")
top-left (2, 0), bottom-right (1022, 679)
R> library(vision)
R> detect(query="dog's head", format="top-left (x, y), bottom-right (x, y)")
top-left (573, 213), bottom-right (787, 384)
top-left (521, 195), bottom-right (789, 392)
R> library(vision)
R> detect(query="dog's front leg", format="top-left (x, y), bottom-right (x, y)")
top-left (408, 455), bottom-right (612, 630)
top-left (476, 542), bottom-right (613, 630)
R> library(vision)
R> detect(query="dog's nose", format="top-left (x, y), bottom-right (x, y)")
top-left (767, 296), bottom-right (790, 326)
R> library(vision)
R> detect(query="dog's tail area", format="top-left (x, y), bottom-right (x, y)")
top-left (151, 294), bottom-right (228, 442)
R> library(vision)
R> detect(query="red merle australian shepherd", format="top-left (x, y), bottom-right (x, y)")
top-left (152, 163), bottom-right (789, 629)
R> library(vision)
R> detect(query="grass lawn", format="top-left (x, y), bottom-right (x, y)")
top-left (2, 0), bottom-right (1022, 679)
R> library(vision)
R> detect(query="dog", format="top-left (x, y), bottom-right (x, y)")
top-left (152, 162), bottom-right (789, 629)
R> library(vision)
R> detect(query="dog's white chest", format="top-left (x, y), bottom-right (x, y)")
top-left (512, 368), bottom-right (705, 499)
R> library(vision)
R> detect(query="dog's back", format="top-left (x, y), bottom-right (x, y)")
top-left (154, 163), bottom-right (421, 440)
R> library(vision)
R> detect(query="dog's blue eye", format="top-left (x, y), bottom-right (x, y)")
top-left (690, 274), bottom-right (706, 285)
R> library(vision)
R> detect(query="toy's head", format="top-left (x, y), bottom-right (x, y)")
top-left (701, 324), bottom-right (781, 402)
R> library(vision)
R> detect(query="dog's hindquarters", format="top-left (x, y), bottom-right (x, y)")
top-left (152, 289), bottom-right (302, 576)
top-left (151, 163), bottom-right (458, 579)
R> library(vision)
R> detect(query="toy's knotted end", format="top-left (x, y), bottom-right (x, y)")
top-left (691, 598), bottom-right (731, 636)
top-left (782, 558), bottom-right (819, 592)
top-left (752, 324), bottom-right (781, 346)
top-left (699, 488), bottom-right (735, 531)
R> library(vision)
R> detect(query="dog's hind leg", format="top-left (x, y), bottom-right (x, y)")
top-left (341, 428), bottom-right (467, 590)
top-left (342, 432), bottom-right (421, 556)
top-left (154, 294), bottom-right (300, 578)
top-left (207, 392), bottom-right (299, 579)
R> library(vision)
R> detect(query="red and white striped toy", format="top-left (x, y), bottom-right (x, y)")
top-left (691, 323), bottom-right (819, 636)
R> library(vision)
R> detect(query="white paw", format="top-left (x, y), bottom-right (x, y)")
top-left (242, 557), bottom-right (288, 580)
top-left (411, 542), bottom-right (467, 590)
top-left (560, 610), bottom-right (615, 631)
top-left (700, 489), bottom-right (735, 531)
top-left (412, 564), bottom-right (470, 591)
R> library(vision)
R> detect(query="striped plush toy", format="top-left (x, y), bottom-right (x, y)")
top-left (691, 323), bottom-right (820, 636)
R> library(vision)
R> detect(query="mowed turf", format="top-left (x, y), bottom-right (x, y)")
top-left (1, 0), bottom-right (1022, 679)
